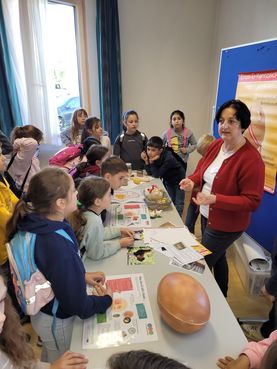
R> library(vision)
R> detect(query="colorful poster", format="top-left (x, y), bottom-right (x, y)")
top-left (83, 274), bottom-right (158, 349)
top-left (105, 203), bottom-right (151, 228)
top-left (236, 70), bottom-right (277, 193)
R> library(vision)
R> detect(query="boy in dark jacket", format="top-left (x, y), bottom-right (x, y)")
top-left (141, 136), bottom-right (186, 217)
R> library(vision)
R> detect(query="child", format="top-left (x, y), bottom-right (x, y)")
top-left (69, 177), bottom-right (134, 261)
top-left (113, 110), bottom-right (147, 170)
top-left (7, 125), bottom-right (43, 193)
top-left (6, 167), bottom-right (113, 362)
top-left (0, 273), bottom-right (89, 369)
top-left (217, 330), bottom-right (277, 369)
top-left (185, 134), bottom-right (215, 234)
top-left (100, 156), bottom-right (129, 223)
top-left (81, 116), bottom-right (111, 153)
top-left (0, 144), bottom-right (24, 320)
top-left (141, 136), bottom-right (186, 217)
top-left (101, 156), bottom-right (129, 191)
top-left (107, 350), bottom-right (190, 369)
top-left (161, 110), bottom-right (197, 174)
top-left (69, 145), bottom-right (109, 188)
top-left (60, 108), bottom-right (88, 146)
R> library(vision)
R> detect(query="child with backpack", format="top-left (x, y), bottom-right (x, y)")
top-left (161, 110), bottom-right (197, 175)
top-left (0, 144), bottom-right (26, 321)
top-left (7, 125), bottom-right (43, 194)
top-left (0, 273), bottom-right (89, 369)
top-left (69, 145), bottom-right (109, 188)
top-left (113, 110), bottom-right (147, 170)
top-left (6, 167), bottom-right (113, 362)
top-left (141, 136), bottom-right (186, 217)
top-left (60, 108), bottom-right (88, 146)
top-left (81, 116), bottom-right (111, 153)
top-left (69, 177), bottom-right (134, 261)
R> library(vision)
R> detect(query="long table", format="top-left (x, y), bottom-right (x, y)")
top-left (70, 178), bottom-right (247, 369)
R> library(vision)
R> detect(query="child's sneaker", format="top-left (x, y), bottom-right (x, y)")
top-left (241, 323), bottom-right (263, 341)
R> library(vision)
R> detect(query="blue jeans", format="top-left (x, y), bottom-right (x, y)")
top-left (31, 311), bottom-right (75, 362)
top-left (201, 216), bottom-right (242, 297)
top-left (164, 182), bottom-right (185, 217)
top-left (185, 202), bottom-right (199, 233)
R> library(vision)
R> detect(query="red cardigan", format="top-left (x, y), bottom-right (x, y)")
top-left (189, 139), bottom-right (265, 232)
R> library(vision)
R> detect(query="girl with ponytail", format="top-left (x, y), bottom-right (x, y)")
top-left (6, 167), bottom-right (112, 363)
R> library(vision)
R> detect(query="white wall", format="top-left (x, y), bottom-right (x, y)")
top-left (84, 0), bottom-right (277, 173)
top-left (118, 0), bottom-right (218, 173)
top-left (209, 0), bottom-right (277, 115)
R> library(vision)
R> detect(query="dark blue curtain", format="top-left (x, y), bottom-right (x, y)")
top-left (96, 0), bottom-right (122, 143)
top-left (0, 1), bottom-right (22, 135)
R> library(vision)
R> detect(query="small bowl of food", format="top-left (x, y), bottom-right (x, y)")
top-left (144, 185), bottom-right (172, 210)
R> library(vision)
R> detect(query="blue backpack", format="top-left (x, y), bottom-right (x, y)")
top-left (7, 229), bottom-right (73, 316)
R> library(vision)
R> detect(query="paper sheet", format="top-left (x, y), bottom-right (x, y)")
top-left (83, 274), bottom-right (158, 349)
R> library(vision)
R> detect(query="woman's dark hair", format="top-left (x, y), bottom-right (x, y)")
top-left (81, 116), bottom-right (101, 143)
top-left (122, 110), bottom-right (139, 131)
top-left (71, 108), bottom-right (88, 142)
top-left (11, 125), bottom-right (43, 143)
top-left (68, 177), bottom-right (110, 242)
top-left (215, 99), bottom-right (251, 131)
top-left (107, 350), bottom-right (191, 369)
top-left (170, 110), bottom-right (185, 128)
top-left (6, 167), bottom-right (71, 241)
top-left (147, 136), bottom-right (164, 150)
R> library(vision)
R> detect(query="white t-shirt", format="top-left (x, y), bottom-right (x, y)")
top-left (200, 146), bottom-right (233, 219)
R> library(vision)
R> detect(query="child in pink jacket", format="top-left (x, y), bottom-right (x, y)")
top-left (217, 329), bottom-right (277, 368)
top-left (8, 125), bottom-right (43, 193)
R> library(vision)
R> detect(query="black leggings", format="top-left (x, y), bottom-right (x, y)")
top-left (201, 216), bottom-right (242, 297)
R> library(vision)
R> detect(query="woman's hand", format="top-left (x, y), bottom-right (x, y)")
top-left (192, 192), bottom-right (216, 205)
top-left (120, 228), bottom-right (134, 238)
top-left (179, 178), bottom-right (194, 191)
top-left (217, 355), bottom-right (250, 369)
top-left (85, 272), bottom-right (105, 286)
top-left (92, 284), bottom-right (113, 299)
top-left (50, 351), bottom-right (88, 369)
top-left (120, 237), bottom-right (134, 248)
top-left (261, 285), bottom-right (275, 302)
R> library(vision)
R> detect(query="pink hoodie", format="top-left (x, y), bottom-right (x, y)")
top-left (242, 330), bottom-right (277, 368)
top-left (9, 137), bottom-right (40, 192)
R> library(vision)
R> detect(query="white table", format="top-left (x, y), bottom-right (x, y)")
top-left (70, 179), bottom-right (247, 369)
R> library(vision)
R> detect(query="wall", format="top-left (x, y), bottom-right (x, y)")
top-left (118, 0), bottom-right (218, 173)
top-left (210, 0), bottom-right (277, 112)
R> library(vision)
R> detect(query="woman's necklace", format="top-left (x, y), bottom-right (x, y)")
top-left (222, 137), bottom-right (246, 156)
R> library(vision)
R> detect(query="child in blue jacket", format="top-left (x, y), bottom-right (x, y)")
top-left (6, 167), bottom-right (113, 363)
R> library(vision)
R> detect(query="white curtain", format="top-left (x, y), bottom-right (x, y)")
top-left (2, 0), bottom-right (61, 144)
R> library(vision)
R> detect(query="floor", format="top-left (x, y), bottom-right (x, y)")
top-left (23, 182), bottom-right (272, 358)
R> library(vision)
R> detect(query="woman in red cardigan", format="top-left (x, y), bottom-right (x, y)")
top-left (180, 100), bottom-right (265, 297)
